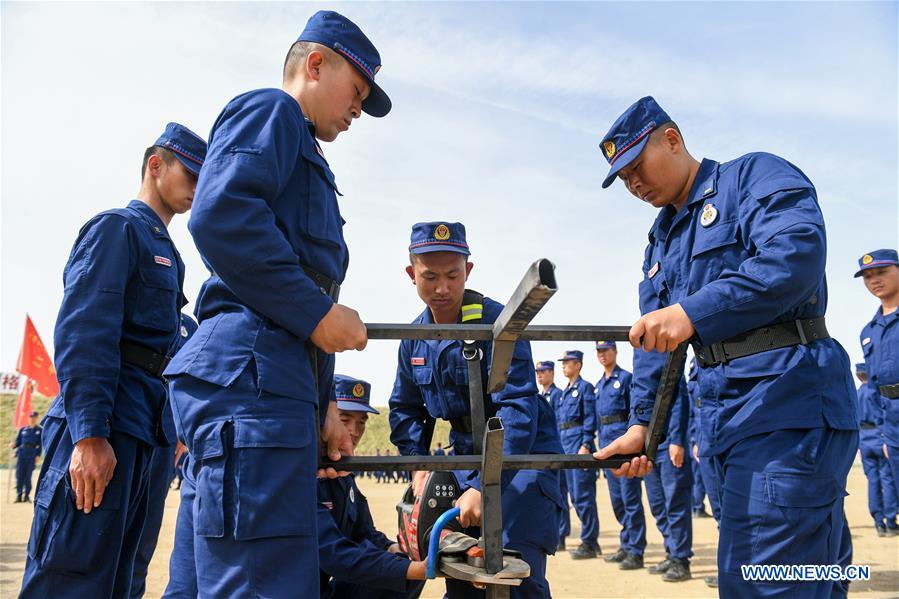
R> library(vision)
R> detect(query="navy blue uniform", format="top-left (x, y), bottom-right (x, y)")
top-left (857, 380), bottom-right (898, 530)
top-left (540, 383), bottom-right (570, 541)
top-left (861, 309), bottom-right (899, 499)
top-left (130, 314), bottom-right (198, 598)
top-left (22, 200), bottom-right (186, 598)
top-left (318, 476), bottom-right (425, 599)
top-left (631, 155), bottom-right (857, 597)
top-left (642, 379), bottom-right (693, 563)
top-left (595, 366), bottom-right (646, 557)
top-left (14, 425), bottom-right (42, 500)
top-left (389, 297), bottom-right (564, 599)
top-left (163, 87), bottom-right (347, 598)
top-left (552, 376), bottom-right (599, 549)
top-left (687, 365), bottom-right (720, 521)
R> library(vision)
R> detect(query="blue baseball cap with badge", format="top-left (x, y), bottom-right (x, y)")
top-left (154, 122), bottom-right (207, 176)
top-left (599, 96), bottom-right (672, 189)
top-left (595, 340), bottom-right (617, 350)
top-left (558, 350), bottom-right (584, 362)
top-left (409, 222), bottom-right (470, 256)
top-left (298, 10), bottom-right (391, 118)
top-left (854, 248), bottom-right (899, 277)
top-left (535, 361), bottom-right (555, 372)
top-left (334, 374), bottom-right (379, 414)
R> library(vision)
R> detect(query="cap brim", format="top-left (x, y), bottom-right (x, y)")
top-left (362, 81), bottom-right (391, 118)
top-left (409, 244), bottom-right (470, 256)
top-left (174, 154), bottom-right (202, 177)
top-left (854, 261), bottom-right (899, 277)
top-left (601, 135), bottom-right (651, 189)
top-left (336, 400), bottom-right (380, 414)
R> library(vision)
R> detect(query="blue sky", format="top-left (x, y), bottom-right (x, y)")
top-left (2, 1), bottom-right (896, 405)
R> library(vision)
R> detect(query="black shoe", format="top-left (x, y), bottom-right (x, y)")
top-left (704, 576), bottom-right (718, 588)
top-left (569, 544), bottom-right (598, 560)
top-left (693, 509), bottom-right (711, 518)
top-left (648, 556), bottom-right (672, 574)
top-left (618, 553), bottom-right (644, 570)
top-left (886, 525), bottom-right (899, 537)
top-left (557, 537), bottom-right (566, 552)
top-left (14, 496), bottom-right (22, 503)
top-left (876, 525), bottom-right (887, 537)
top-left (604, 548), bottom-right (627, 563)
top-left (662, 560), bottom-right (691, 582)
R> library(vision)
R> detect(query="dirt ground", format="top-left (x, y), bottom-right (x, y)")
top-left (1, 460), bottom-right (897, 598)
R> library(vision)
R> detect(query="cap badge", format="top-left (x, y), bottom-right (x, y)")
top-left (700, 204), bottom-right (718, 227)
top-left (352, 383), bottom-right (365, 398)
top-left (603, 140), bottom-right (616, 159)
top-left (434, 224), bottom-right (451, 241)
top-left (862, 254), bottom-right (873, 265)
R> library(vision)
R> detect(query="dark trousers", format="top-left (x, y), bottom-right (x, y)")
top-left (130, 443), bottom-right (177, 598)
top-left (15, 454), bottom-right (37, 497)
top-left (643, 448), bottom-right (693, 561)
top-left (21, 416), bottom-right (152, 599)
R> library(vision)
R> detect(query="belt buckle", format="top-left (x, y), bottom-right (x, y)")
top-left (709, 342), bottom-right (727, 365)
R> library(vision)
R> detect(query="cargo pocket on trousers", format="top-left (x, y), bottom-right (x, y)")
top-left (27, 467), bottom-right (66, 561)
top-left (193, 420), bottom-right (227, 538)
top-left (233, 417), bottom-right (315, 540)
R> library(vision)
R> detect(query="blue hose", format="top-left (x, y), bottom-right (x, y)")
top-left (426, 507), bottom-right (461, 579)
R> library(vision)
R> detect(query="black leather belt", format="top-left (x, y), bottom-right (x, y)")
top-left (600, 413), bottom-right (628, 425)
top-left (859, 422), bottom-right (877, 430)
top-left (559, 420), bottom-right (582, 431)
top-left (450, 416), bottom-right (472, 434)
top-left (303, 266), bottom-right (340, 302)
top-left (121, 341), bottom-right (170, 379)
top-left (693, 318), bottom-right (829, 368)
top-left (21, 444), bottom-right (40, 449)
top-left (880, 384), bottom-right (899, 400)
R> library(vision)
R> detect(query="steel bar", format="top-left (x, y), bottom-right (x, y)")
top-left (481, 417), bottom-right (505, 576)
top-left (319, 453), bottom-right (638, 471)
top-left (465, 341), bottom-right (487, 455)
top-left (486, 259), bottom-right (558, 392)
top-left (644, 342), bottom-right (689, 462)
top-left (365, 324), bottom-right (632, 342)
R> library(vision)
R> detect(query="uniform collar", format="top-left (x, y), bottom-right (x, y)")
top-left (541, 383), bottom-right (559, 395)
top-left (565, 376), bottom-right (583, 391)
top-left (127, 200), bottom-right (170, 240)
top-left (872, 306), bottom-right (898, 327)
top-left (647, 159), bottom-right (719, 244)
top-left (603, 365), bottom-right (621, 381)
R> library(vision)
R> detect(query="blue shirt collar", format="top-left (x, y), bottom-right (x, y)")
top-left (648, 158), bottom-right (719, 243)
top-left (127, 200), bottom-right (170, 240)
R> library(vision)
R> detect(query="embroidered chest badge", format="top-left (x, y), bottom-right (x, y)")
top-left (700, 203), bottom-right (718, 227)
top-left (572, 390), bottom-right (579, 398)
top-left (154, 256), bottom-right (172, 267)
top-left (614, 380), bottom-right (621, 389)
top-left (411, 357), bottom-right (426, 366)
top-left (180, 325), bottom-right (188, 338)
top-left (648, 262), bottom-right (660, 279)
top-left (349, 488), bottom-right (355, 503)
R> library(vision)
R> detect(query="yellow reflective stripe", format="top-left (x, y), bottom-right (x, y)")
top-left (461, 303), bottom-right (483, 322)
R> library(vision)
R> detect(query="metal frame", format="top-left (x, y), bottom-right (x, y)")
top-left (320, 258), bottom-right (685, 595)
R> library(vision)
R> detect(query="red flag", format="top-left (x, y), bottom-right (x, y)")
top-left (16, 315), bottom-right (59, 397)
top-left (13, 379), bottom-right (33, 429)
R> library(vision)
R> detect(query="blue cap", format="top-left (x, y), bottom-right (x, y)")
top-left (535, 361), bottom-right (555, 372)
top-left (595, 340), bottom-right (617, 350)
top-left (334, 374), bottom-right (379, 414)
top-left (298, 10), bottom-right (391, 118)
top-left (599, 96), bottom-right (671, 189)
top-left (854, 249), bottom-right (899, 277)
top-left (29, 411), bottom-right (38, 417)
top-left (154, 122), bottom-right (206, 176)
top-left (558, 350), bottom-right (584, 362)
top-left (409, 222), bottom-right (470, 255)
top-left (855, 363), bottom-right (866, 374)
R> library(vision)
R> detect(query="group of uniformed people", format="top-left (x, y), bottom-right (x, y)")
top-left (13, 7), bottom-right (899, 599)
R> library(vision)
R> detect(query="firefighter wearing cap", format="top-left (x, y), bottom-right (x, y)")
top-left (318, 375), bottom-right (427, 599)
top-left (535, 360), bottom-right (571, 550)
top-left (12, 410), bottom-right (42, 503)
top-left (21, 123), bottom-right (205, 598)
top-left (556, 349), bottom-right (600, 560)
top-left (854, 362), bottom-right (899, 536)
top-left (593, 96), bottom-right (858, 598)
top-left (856, 249), bottom-right (899, 506)
top-left (389, 221), bottom-right (564, 598)
top-left (162, 11), bottom-right (391, 596)
top-left (130, 313), bottom-right (198, 599)
top-left (593, 341), bottom-right (647, 571)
